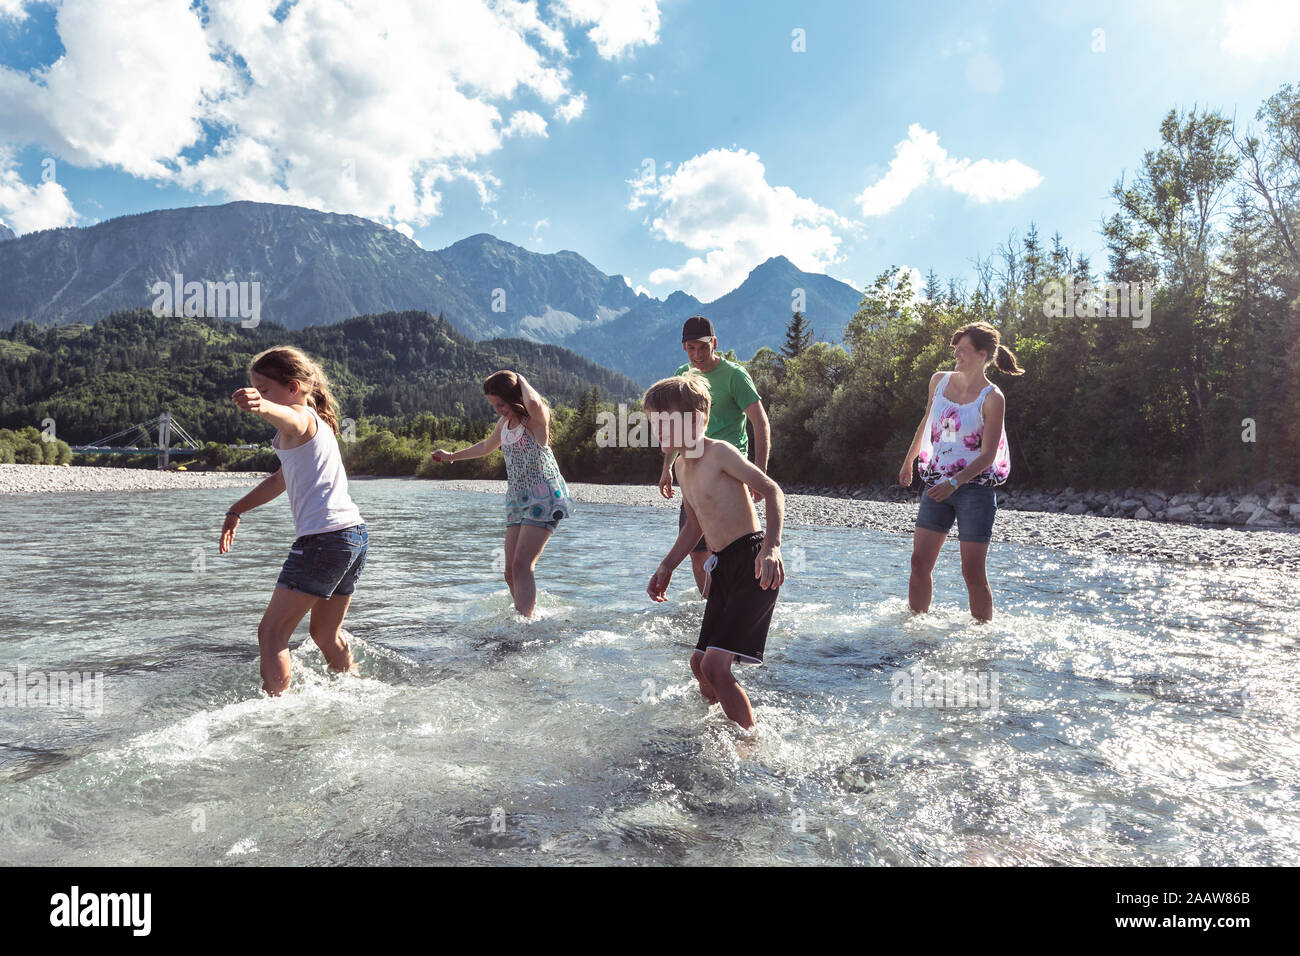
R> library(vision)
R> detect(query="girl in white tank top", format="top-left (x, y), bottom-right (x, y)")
top-left (218, 347), bottom-right (366, 697)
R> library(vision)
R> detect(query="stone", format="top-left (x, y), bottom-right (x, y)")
top-left (1065, 502), bottom-right (1089, 515)
top-left (1166, 503), bottom-right (1195, 519)
top-left (1142, 494), bottom-right (1165, 513)
top-left (1247, 506), bottom-right (1282, 527)
top-left (1135, 506), bottom-right (1152, 520)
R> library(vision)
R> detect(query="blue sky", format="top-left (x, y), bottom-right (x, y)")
top-left (1, 0), bottom-right (1297, 301)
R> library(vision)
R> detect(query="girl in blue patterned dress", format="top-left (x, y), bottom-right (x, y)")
top-left (432, 370), bottom-right (574, 617)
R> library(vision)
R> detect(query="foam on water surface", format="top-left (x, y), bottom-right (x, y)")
top-left (0, 482), bottom-right (1296, 865)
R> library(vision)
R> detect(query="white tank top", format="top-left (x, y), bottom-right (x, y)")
top-left (917, 373), bottom-right (1011, 486)
top-left (273, 406), bottom-right (363, 538)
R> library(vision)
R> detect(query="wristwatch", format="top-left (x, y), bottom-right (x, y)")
top-left (947, 477), bottom-right (959, 489)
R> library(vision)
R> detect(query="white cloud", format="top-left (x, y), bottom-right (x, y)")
top-left (0, 0), bottom-right (227, 179)
top-left (635, 148), bottom-right (850, 301)
top-left (504, 110), bottom-right (549, 138)
top-left (0, 149), bottom-right (80, 233)
top-left (625, 158), bottom-right (659, 210)
top-left (1221, 0), bottom-right (1300, 58)
top-left (555, 93), bottom-right (586, 123)
top-left (530, 217), bottom-right (549, 244)
top-left (856, 124), bottom-right (1042, 216)
top-left (0, 0), bottom-right (645, 230)
top-left (0, 0), bottom-right (31, 19)
top-left (554, 0), bottom-right (660, 58)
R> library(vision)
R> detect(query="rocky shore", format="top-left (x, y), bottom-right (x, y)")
top-left (3, 466), bottom-right (1295, 571)
top-left (784, 481), bottom-right (1300, 530)
top-left (0, 463), bottom-right (263, 495)
top-left (419, 478), bottom-right (1300, 572)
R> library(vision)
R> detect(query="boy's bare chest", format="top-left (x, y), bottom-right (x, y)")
top-left (676, 459), bottom-right (727, 509)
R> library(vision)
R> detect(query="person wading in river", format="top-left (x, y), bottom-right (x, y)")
top-left (657, 316), bottom-right (772, 595)
top-left (898, 322), bottom-right (1023, 621)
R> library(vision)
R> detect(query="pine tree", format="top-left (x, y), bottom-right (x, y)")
top-left (780, 312), bottom-right (813, 360)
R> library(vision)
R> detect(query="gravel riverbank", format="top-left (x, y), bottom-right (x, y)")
top-left (422, 478), bottom-right (1300, 573)
top-left (0, 464), bottom-right (263, 495)
top-left (4, 467), bottom-right (1295, 572)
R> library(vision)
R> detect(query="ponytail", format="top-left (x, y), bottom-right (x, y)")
top-left (952, 322), bottom-right (1026, 376)
top-left (310, 379), bottom-right (341, 432)
top-left (994, 344), bottom-right (1025, 376)
top-left (249, 346), bottom-right (343, 434)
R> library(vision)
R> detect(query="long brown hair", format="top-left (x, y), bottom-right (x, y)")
top-left (952, 322), bottom-right (1025, 376)
top-left (249, 346), bottom-right (343, 432)
top-left (483, 370), bottom-right (548, 421)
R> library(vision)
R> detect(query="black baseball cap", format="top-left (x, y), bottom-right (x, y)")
top-left (681, 315), bottom-right (715, 342)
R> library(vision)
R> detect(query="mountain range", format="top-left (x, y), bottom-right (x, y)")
top-left (0, 201), bottom-right (865, 383)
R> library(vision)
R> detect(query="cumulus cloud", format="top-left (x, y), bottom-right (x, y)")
top-left (0, 150), bottom-right (80, 233)
top-left (553, 0), bottom-right (661, 58)
top-left (0, 0), bottom-right (654, 230)
top-left (504, 110), bottom-right (549, 138)
top-left (555, 93), bottom-right (586, 123)
top-left (633, 148), bottom-right (851, 301)
top-left (0, 0), bottom-right (31, 19)
top-left (0, 0), bottom-right (226, 179)
top-left (856, 124), bottom-right (1042, 216)
top-left (1220, 0), bottom-right (1300, 58)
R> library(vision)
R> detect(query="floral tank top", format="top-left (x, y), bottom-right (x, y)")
top-left (917, 373), bottom-right (1010, 487)
top-left (500, 419), bottom-right (575, 524)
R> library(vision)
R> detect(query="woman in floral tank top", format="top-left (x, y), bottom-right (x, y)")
top-left (432, 370), bottom-right (574, 618)
top-left (898, 323), bottom-right (1024, 622)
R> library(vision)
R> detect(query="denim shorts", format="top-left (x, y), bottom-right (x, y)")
top-left (916, 484), bottom-right (998, 543)
top-left (276, 524), bottom-right (368, 599)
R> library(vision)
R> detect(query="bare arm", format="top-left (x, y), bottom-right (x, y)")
top-left (899, 372), bottom-right (944, 486)
top-left (658, 448), bottom-right (679, 499)
top-left (717, 443), bottom-right (783, 550)
top-left (231, 469), bottom-right (286, 514)
top-left (514, 373), bottom-right (551, 445)
top-left (744, 401), bottom-right (770, 473)
top-left (434, 418), bottom-right (503, 462)
top-left (232, 389), bottom-right (312, 441)
top-left (220, 469), bottom-right (285, 553)
top-left (648, 498), bottom-right (704, 601)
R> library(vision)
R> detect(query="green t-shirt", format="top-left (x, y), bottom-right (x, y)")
top-left (674, 357), bottom-right (762, 456)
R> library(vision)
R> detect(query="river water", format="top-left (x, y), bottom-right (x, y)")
top-left (1, 480), bottom-right (1296, 865)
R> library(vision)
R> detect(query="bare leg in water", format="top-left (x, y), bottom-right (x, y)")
top-left (959, 540), bottom-right (993, 621)
top-left (504, 523), bottom-right (553, 617)
top-left (690, 650), bottom-right (720, 704)
top-left (699, 648), bottom-right (755, 729)
top-left (907, 526), bottom-right (947, 613)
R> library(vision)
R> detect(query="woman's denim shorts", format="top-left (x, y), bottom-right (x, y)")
top-left (916, 485), bottom-right (998, 543)
top-left (276, 523), bottom-right (368, 599)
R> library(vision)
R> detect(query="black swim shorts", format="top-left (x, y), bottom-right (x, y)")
top-left (694, 530), bottom-right (779, 665)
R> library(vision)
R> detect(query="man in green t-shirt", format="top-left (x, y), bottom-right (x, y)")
top-left (658, 315), bottom-right (772, 594)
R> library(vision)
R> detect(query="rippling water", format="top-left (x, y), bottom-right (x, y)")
top-left (1, 480), bottom-right (1296, 865)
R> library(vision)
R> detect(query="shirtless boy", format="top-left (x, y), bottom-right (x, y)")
top-left (644, 374), bottom-right (784, 729)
